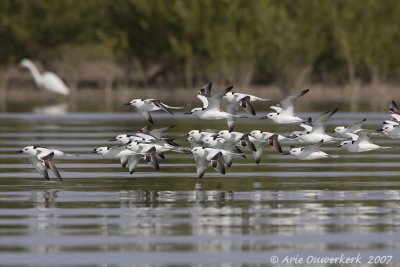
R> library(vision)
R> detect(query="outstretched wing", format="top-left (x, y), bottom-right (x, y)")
top-left (238, 96), bottom-right (256, 115)
top-left (141, 111), bottom-right (153, 124)
top-left (345, 118), bottom-right (366, 133)
top-left (41, 152), bottom-right (62, 181)
top-left (280, 89), bottom-right (310, 115)
top-left (144, 147), bottom-right (159, 170)
top-left (207, 85), bottom-right (233, 111)
top-left (149, 100), bottom-right (174, 115)
top-left (198, 82), bottom-right (212, 97)
top-left (29, 157), bottom-right (49, 180)
top-left (210, 152), bottom-right (225, 175)
top-left (311, 108), bottom-right (339, 134)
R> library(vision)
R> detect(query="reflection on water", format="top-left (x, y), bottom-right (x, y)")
top-left (33, 103), bottom-right (68, 115)
top-left (0, 112), bottom-right (399, 266)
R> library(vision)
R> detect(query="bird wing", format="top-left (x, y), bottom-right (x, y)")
top-left (280, 89), bottom-right (309, 115)
top-left (239, 134), bottom-right (256, 151)
top-left (354, 130), bottom-right (373, 145)
top-left (268, 134), bottom-right (283, 153)
top-left (198, 82), bottom-right (212, 97)
top-left (195, 156), bottom-right (208, 178)
top-left (238, 96), bottom-right (256, 115)
top-left (144, 147), bottom-right (159, 170)
top-left (120, 156), bottom-right (129, 168)
top-left (207, 85), bottom-right (233, 111)
top-left (41, 152), bottom-right (62, 181)
top-left (29, 157), bottom-right (49, 180)
top-left (390, 100), bottom-right (400, 114)
top-left (150, 125), bottom-right (175, 139)
top-left (310, 108), bottom-right (339, 134)
top-left (140, 111), bottom-right (153, 124)
top-left (210, 152), bottom-right (226, 175)
top-left (226, 102), bottom-right (238, 132)
top-left (345, 118), bottom-right (366, 133)
top-left (127, 155), bottom-right (141, 174)
top-left (149, 100), bottom-right (174, 115)
top-left (303, 142), bottom-right (323, 153)
top-left (197, 95), bottom-right (209, 108)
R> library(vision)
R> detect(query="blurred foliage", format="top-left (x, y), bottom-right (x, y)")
top-left (1, 0), bottom-right (400, 87)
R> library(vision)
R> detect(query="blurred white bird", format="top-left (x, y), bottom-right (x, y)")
top-left (20, 59), bottom-right (70, 96)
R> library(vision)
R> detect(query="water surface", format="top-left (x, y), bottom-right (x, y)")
top-left (0, 112), bottom-right (399, 266)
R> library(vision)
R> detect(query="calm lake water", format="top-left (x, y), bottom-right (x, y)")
top-left (0, 109), bottom-right (399, 266)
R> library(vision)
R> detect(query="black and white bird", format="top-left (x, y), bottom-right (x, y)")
top-left (124, 99), bottom-right (183, 124)
top-left (295, 108), bottom-right (339, 143)
top-left (334, 118), bottom-right (366, 138)
top-left (284, 142), bottom-right (340, 160)
top-left (337, 130), bottom-right (394, 152)
top-left (188, 82), bottom-right (246, 131)
top-left (17, 146), bottom-right (72, 180)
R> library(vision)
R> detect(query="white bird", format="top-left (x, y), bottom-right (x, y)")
top-left (378, 124), bottom-right (400, 139)
top-left (288, 117), bottom-right (313, 138)
top-left (187, 82), bottom-right (246, 131)
top-left (334, 118), bottom-right (366, 138)
top-left (217, 130), bottom-right (256, 152)
top-left (249, 130), bottom-right (288, 142)
top-left (284, 142), bottom-right (340, 160)
top-left (183, 129), bottom-right (216, 142)
top-left (202, 136), bottom-right (246, 167)
top-left (109, 134), bottom-right (145, 145)
top-left (20, 59), bottom-right (70, 96)
top-left (337, 131), bottom-right (394, 152)
top-left (261, 89), bottom-right (309, 124)
top-left (17, 146), bottom-right (71, 180)
top-left (295, 108), bottom-right (339, 143)
top-left (223, 91), bottom-right (270, 115)
top-left (94, 145), bottom-right (158, 174)
top-left (249, 134), bottom-right (283, 164)
top-left (124, 99), bottom-right (183, 124)
top-left (190, 147), bottom-right (238, 178)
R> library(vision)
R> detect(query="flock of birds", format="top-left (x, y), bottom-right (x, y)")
top-left (16, 59), bottom-right (400, 180)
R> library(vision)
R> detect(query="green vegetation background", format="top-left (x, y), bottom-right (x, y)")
top-left (1, 0), bottom-right (400, 89)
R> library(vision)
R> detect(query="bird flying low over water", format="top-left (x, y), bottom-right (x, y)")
top-left (283, 141), bottom-right (340, 160)
top-left (334, 118), bottom-right (366, 138)
top-left (188, 82), bottom-right (246, 131)
top-left (261, 89), bottom-right (309, 124)
top-left (124, 99), bottom-right (183, 124)
top-left (337, 130), bottom-right (395, 152)
top-left (295, 108), bottom-right (340, 143)
top-left (20, 59), bottom-right (70, 96)
top-left (17, 146), bottom-right (73, 180)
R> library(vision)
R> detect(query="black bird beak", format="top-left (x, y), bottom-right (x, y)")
top-left (376, 128), bottom-right (383, 132)
top-left (16, 150), bottom-right (23, 153)
top-left (109, 138), bottom-right (117, 141)
top-left (181, 133), bottom-right (189, 137)
top-left (337, 144), bottom-right (342, 148)
top-left (282, 152), bottom-right (291, 155)
top-left (260, 116), bottom-right (268, 120)
top-left (183, 112), bottom-right (192, 115)
top-left (123, 102), bottom-right (131, 105)
top-left (92, 148), bottom-right (97, 153)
